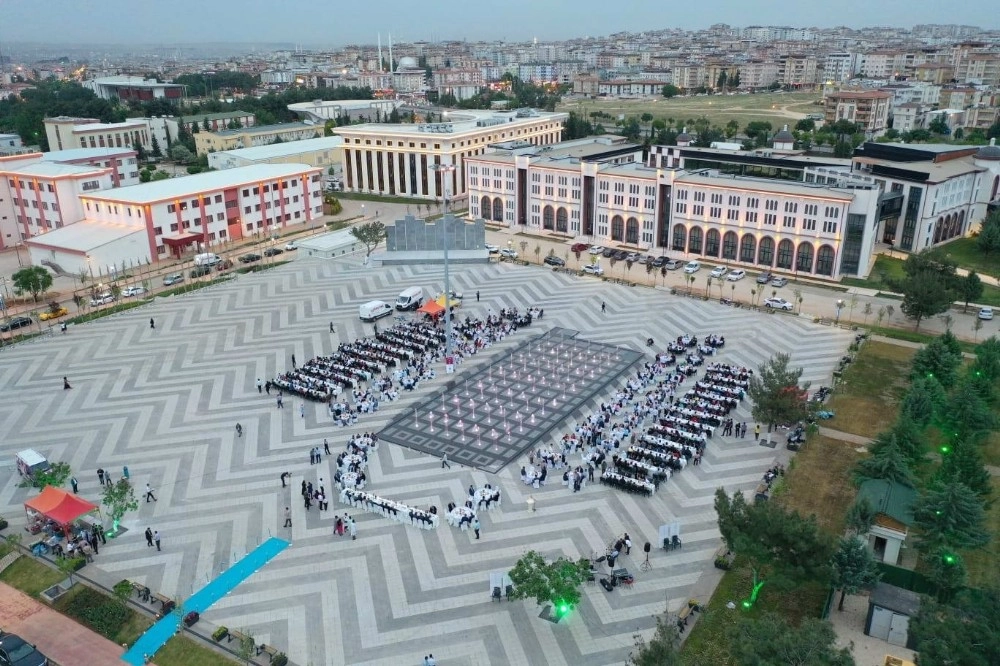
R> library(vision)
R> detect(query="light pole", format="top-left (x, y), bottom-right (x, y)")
top-left (429, 163), bottom-right (456, 370)
top-left (835, 299), bottom-right (844, 326)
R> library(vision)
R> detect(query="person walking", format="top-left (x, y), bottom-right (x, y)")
top-left (304, 494), bottom-right (312, 511)
top-left (70, 476), bottom-right (78, 494)
top-left (153, 530), bottom-right (161, 551)
top-left (97, 468), bottom-right (105, 485)
top-left (472, 518), bottom-right (481, 540)
top-left (145, 528), bottom-right (153, 547)
top-left (61, 322), bottom-right (67, 334)
top-left (323, 439), bottom-right (330, 455)
top-left (349, 516), bottom-right (357, 541)
top-left (277, 393), bottom-right (284, 408)
top-left (476, 290), bottom-right (480, 302)
top-left (63, 376), bottom-right (72, 390)
top-left (601, 301), bottom-right (606, 313)
top-left (291, 353), bottom-right (297, 368)
top-left (145, 483), bottom-right (157, 503)
top-left (300, 403), bottom-right (305, 419)
top-left (123, 466), bottom-right (130, 480)
top-left (236, 423), bottom-right (243, 437)
top-left (329, 322), bottom-right (335, 333)
top-left (280, 471), bottom-right (289, 488)
top-left (257, 378), bottom-right (263, 394)
top-left (754, 424), bottom-right (761, 441)
top-left (149, 318), bottom-right (155, 329)
top-left (284, 507), bottom-right (292, 528)
top-left (441, 453), bottom-right (451, 469)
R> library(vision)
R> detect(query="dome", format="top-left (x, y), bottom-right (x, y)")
top-left (773, 124), bottom-right (795, 144)
top-left (398, 56), bottom-right (418, 69)
top-left (976, 138), bottom-right (1000, 161)
top-left (676, 126), bottom-right (692, 142)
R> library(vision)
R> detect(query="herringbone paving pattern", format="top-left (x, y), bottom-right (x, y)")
top-left (0, 258), bottom-right (853, 665)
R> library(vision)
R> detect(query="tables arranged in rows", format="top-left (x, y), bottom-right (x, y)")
top-left (339, 489), bottom-right (438, 529)
top-left (600, 471), bottom-right (655, 496)
top-left (446, 505), bottom-right (477, 529)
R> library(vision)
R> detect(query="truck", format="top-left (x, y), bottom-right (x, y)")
top-left (395, 286), bottom-right (424, 311)
top-left (16, 449), bottom-right (51, 479)
top-left (194, 253), bottom-right (221, 267)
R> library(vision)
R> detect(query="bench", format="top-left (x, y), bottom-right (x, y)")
top-left (257, 643), bottom-right (280, 662)
top-left (129, 581), bottom-right (151, 602)
top-left (677, 599), bottom-right (700, 629)
top-left (227, 629), bottom-right (254, 649)
top-left (152, 592), bottom-right (174, 616)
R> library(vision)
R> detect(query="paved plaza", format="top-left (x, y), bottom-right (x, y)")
top-left (0, 256), bottom-right (854, 666)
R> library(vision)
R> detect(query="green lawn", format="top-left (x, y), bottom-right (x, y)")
top-left (927, 237), bottom-right (1000, 279)
top-left (777, 435), bottom-right (866, 536)
top-left (0, 556), bottom-right (65, 597)
top-left (155, 635), bottom-right (239, 666)
top-left (964, 478), bottom-right (1000, 589)
top-left (824, 341), bottom-right (916, 439)
top-left (54, 585), bottom-right (152, 646)
top-left (842, 252), bottom-right (1000, 307)
top-left (67, 300), bottom-right (149, 325)
top-left (335, 191), bottom-right (428, 205)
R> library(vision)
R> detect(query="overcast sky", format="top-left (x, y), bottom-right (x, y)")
top-left (4, 0), bottom-right (997, 45)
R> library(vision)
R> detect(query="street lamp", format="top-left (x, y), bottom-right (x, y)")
top-left (835, 299), bottom-right (845, 326)
top-left (429, 162), bottom-right (457, 370)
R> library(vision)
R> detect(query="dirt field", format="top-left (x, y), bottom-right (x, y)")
top-left (558, 91), bottom-right (822, 130)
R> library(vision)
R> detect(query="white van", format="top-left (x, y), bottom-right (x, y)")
top-left (395, 286), bottom-right (424, 311)
top-left (16, 449), bottom-right (51, 479)
top-left (359, 300), bottom-right (393, 322)
top-left (194, 253), bottom-right (221, 267)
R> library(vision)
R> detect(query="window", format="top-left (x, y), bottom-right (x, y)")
top-left (722, 231), bottom-right (738, 260)
top-left (765, 199), bottom-right (778, 211)
top-left (764, 213), bottom-right (776, 225)
top-left (705, 229), bottom-right (720, 257)
top-left (676, 202), bottom-right (687, 214)
top-left (746, 197), bottom-right (759, 209)
top-left (804, 203), bottom-right (818, 216)
top-left (746, 211), bottom-right (758, 223)
top-left (784, 201), bottom-right (798, 213)
top-left (214, 195), bottom-right (223, 203)
top-left (822, 221), bottom-right (838, 234)
top-left (693, 191), bottom-right (705, 202)
top-left (728, 195), bottom-right (741, 206)
top-left (727, 209), bottom-right (739, 220)
top-left (783, 216), bottom-right (795, 229)
top-left (710, 192), bottom-right (723, 204)
top-left (803, 219), bottom-right (816, 231)
top-left (692, 204), bottom-right (704, 216)
top-left (776, 239), bottom-right (794, 269)
top-left (710, 207), bottom-right (721, 219)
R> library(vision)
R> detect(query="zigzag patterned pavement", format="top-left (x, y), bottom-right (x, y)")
top-left (0, 257), bottom-right (854, 666)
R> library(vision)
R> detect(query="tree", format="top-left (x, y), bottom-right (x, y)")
top-left (830, 536), bottom-right (881, 611)
top-left (727, 613), bottom-right (855, 666)
top-left (957, 271), bottom-right (983, 313)
top-left (139, 169), bottom-right (152, 183)
top-left (845, 496), bottom-right (876, 536)
top-left (853, 442), bottom-right (917, 487)
top-left (862, 302), bottom-right (873, 326)
top-left (928, 116), bottom-right (951, 135)
top-left (132, 138), bottom-right (146, 162)
top-left (912, 481), bottom-right (990, 554)
top-left (202, 117), bottom-right (211, 132)
top-left (507, 550), bottom-right (592, 620)
top-left (533, 244), bottom-right (542, 263)
top-left (11, 266), bottom-right (53, 302)
top-left (747, 352), bottom-right (811, 429)
top-left (910, 332), bottom-right (963, 388)
top-left (944, 375), bottom-right (996, 442)
top-left (151, 170), bottom-right (171, 181)
top-left (899, 376), bottom-right (946, 429)
top-left (169, 143), bottom-right (195, 164)
top-left (909, 587), bottom-right (1000, 666)
top-left (833, 140), bottom-right (854, 158)
top-left (661, 84), bottom-right (680, 98)
top-left (19, 461), bottom-right (71, 490)
top-left (350, 220), bottom-right (387, 258)
top-left (978, 210), bottom-right (1000, 255)
top-left (102, 478), bottom-right (139, 534)
top-left (935, 439), bottom-right (993, 502)
top-left (895, 252), bottom-right (958, 330)
top-left (113, 579), bottom-right (134, 609)
top-left (715, 489), bottom-right (833, 594)
top-left (795, 118), bottom-right (815, 132)
top-left (627, 616), bottom-right (682, 666)
top-left (235, 627), bottom-right (256, 665)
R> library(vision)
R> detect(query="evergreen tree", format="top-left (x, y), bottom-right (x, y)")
top-left (747, 353), bottom-right (812, 429)
top-left (845, 496), bottom-right (876, 536)
top-left (945, 376), bottom-right (997, 442)
top-left (727, 613), bottom-right (855, 666)
top-left (911, 332), bottom-right (963, 388)
top-left (976, 210), bottom-right (1000, 255)
top-left (973, 336), bottom-right (1000, 383)
top-left (957, 271), bottom-right (984, 313)
top-left (912, 481), bottom-right (990, 554)
top-left (935, 439), bottom-right (993, 502)
top-left (854, 442), bottom-right (917, 487)
top-left (830, 536), bottom-right (881, 611)
top-left (909, 587), bottom-right (1000, 666)
top-left (150, 135), bottom-right (162, 158)
top-left (899, 377), bottom-right (946, 430)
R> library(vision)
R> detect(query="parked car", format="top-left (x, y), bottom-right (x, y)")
top-left (485, 244), bottom-right (499, 254)
top-left (263, 247), bottom-right (284, 257)
top-left (285, 241), bottom-right (298, 251)
top-left (38, 303), bottom-right (68, 320)
top-left (764, 297), bottom-right (794, 311)
top-left (583, 264), bottom-right (604, 275)
top-left (613, 249), bottom-right (629, 261)
top-left (589, 245), bottom-right (604, 255)
top-left (238, 253), bottom-right (262, 264)
top-left (979, 307), bottom-right (994, 321)
top-left (726, 269), bottom-right (747, 281)
top-left (0, 316), bottom-right (32, 332)
top-left (756, 271), bottom-right (773, 284)
top-left (543, 255), bottom-right (566, 266)
top-left (770, 277), bottom-right (789, 287)
top-left (163, 273), bottom-right (184, 286)
top-left (121, 285), bottom-right (145, 297)
top-left (665, 259), bottom-right (683, 270)
top-left (216, 259), bottom-right (234, 271)
top-left (601, 247), bottom-right (615, 258)
top-left (683, 261), bottom-right (701, 274)
top-left (190, 265), bottom-right (212, 278)
top-left (0, 632), bottom-right (48, 666)
top-left (641, 255), bottom-right (655, 265)
top-left (625, 252), bottom-right (641, 262)
top-left (710, 266), bottom-right (728, 278)
top-left (571, 243), bottom-right (590, 253)
top-left (499, 248), bottom-right (518, 259)
top-left (651, 256), bottom-right (669, 268)
top-left (90, 292), bottom-right (115, 306)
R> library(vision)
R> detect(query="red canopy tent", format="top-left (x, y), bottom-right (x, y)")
top-left (417, 299), bottom-right (445, 319)
top-left (24, 486), bottom-right (99, 529)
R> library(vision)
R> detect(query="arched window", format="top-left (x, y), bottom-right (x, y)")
top-left (776, 239), bottom-right (794, 269)
top-left (796, 242), bottom-right (814, 273)
top-left (612, 216), bottom-right (625, 241)
top-left (543, 205), bottom-right (554, 230)
top-left (815, 244), bottom-right (835, 276)
top-left (672, 223), bottom-right (686, 251)
top-left (492, 198), bottom-right (503, 222)
top-left (480, 196), bottom-right (491, 220)
top-left (739, 233), bottom-right (756, 263)
top-left (757, 236), bottom-right (775, 266)
top-left (626, 217), bottom-right (640, 244)
top-left (992, 176), bottom-right (999, 202)
top-left (688, 226), bottom-right (703, 254)
top-left (933, 217), bottom-right (943, 243)
top-left (722, 231), bottom-right (738, 260)
top-left (705, 229), bottom-right (721, 257)
top-left (556, 207), bottom-right (568, 233)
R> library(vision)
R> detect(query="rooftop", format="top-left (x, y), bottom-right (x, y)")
top-left (332, 109), bottom-right (568, 137)
top-left (41, 147), bottom-right (136, 162)
top-left (83, 163), bottom-right (320, 204)
top-left (211, 122), bottom-right (318, 137)
top-left (73, 120), bottom-right (148, 132)
top-left (856, 479), bottom-right (916, 526)
top-left (180, 111), bottom-right (254, 124)
top-left (89, 76), bottom-right (183, 89)
top-left (827, 90), bottom-right (892, 99)
top-left (25, 221), bottom-right (146, 254)
top-left (213, 136), bottom-right (343, 161)
top-left (5, 161), bottom-right (107, 178)
top-left (676, 172), bottom-right (857, 200)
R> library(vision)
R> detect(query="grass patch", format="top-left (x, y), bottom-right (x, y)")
top-left (235, 260), bottom-right (291, 274)
top-left (158, 276), bottom-right (236, 297)
top-left (777, 435), bottom-right (865, 536)
top-left (335, 191), bottom-right (428, 205)
top-left (926, 237), bottom-right (1000, 278)
top-left (325, 217), bottom-right (362, 232)
top-left (0, 555), bottom-right (65, 597)
top-left (866, 326), bottom-right (978, 354)
top-left (840, 255), bottom-right (907, 291)
top-left (54, 584), bottom-right (151, 645)
top-left (681, 557), bottom-right (830, 663)
top-left (66, 300), bottom-right (149, 325)
top-left (155, 635), bottom-right (239, 666)
top-left (825, 341), bottom-right (916, 439)
top-left (965, 477), bottom-right (1000, 589)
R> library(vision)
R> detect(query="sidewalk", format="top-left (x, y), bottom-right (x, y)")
top-left (0, 581), bottom-right (144, 666)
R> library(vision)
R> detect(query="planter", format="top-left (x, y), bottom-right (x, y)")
top-left (212, 626), bottom-right (228, 642)
top-left (183, 611), bottom-right (200, 627)
top-left (714, 557), bottom-right (732, 570)
top-left (272, 654), bottom-right (288, 666)
top-left (0, 518), bottom-right (8, 531)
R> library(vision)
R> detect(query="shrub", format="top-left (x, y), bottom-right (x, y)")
top-left (212, 626), bottom-right (229, 642)
top-left (0, 517), bottom-right (8, 530)
top-left (272, 653), bottom-right (288, 666)
top-left (62, 587), bottom-right (129, 639)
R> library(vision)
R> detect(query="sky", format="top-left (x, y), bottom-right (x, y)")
top-left (3, 0), bottom-right (997, 45)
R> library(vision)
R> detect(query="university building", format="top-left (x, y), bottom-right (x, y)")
top-left (333, 109), bottom-right (567, 201)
